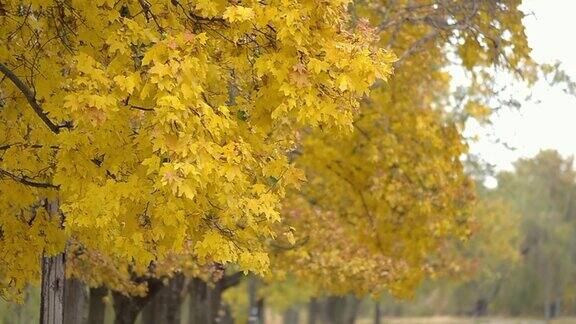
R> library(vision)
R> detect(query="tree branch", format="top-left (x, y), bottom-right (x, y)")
top-left (0, 143), bottom-right (59, 151)
top-left (0, 168), bottom-right (59, 189)
top-left (138, 0), bottom-right (165, 33)
top-left (222, 272), bottom-right (244, 290)
top-left (394, 30), bottom-right (439, 66)
top-left (270, 236), bottom-right (310, 251)
top-left (0, 62), bottom-right (71, 134)
top-left (129, 105), bottom-right (154, 112)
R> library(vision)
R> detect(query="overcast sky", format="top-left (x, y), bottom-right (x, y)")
top-left (466, 0), bottom-right (576, 173)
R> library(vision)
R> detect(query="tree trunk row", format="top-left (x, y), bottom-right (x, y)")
top-left (40, 269), bottom-right (384, 324)
top-left (40, 253), bottom-right (110, 324)
top-left (39, 268), bottom-right (244, 324)
top-left (306, 296), bottom-right (365, 324)
top-left (40, 267), bottom-right (381, 324)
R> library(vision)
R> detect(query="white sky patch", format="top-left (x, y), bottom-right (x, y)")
top-left (466, 0), bottom-right (576, 172)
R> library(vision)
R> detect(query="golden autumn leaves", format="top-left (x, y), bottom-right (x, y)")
top-left (0, 0), bottom-right (535, 302)
top-left (0, 0), bottom-right (396, 298)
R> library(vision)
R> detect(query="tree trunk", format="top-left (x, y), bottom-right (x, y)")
top-left (64, 277), bottom-right (88, 324)
top-left (112, 277), bottom-right (163, 324)
top-left (188, 273), bottom-right (243, 324)
top-left (248, 277), bottom-right (259, 324)
top-left (247, 277), bottom-right (265, 324)
top-left (374, 302), bottom-right (381, 324)
top-left (345, 296), bottom-right (361, 324)
top-left (166, 274), bottom-right (186, 324)
top-left (141, 301), bottom-right (156, 324)
top-left (283, 307), bottom-right (299, 324)
top-left (473, 298), bottom-right (488, 317)
top-left (325, 295), bottom-right (360, 324)
top-left (188, 277), bottom-right (224, 324)
top-left (40, 252), bottom-right (66, 324)
top-left (220, 303), bottom-right (234, 324)
top-left (88, 286), bottom-right (107, 324)
top-left (142, 273), bottom-right (186, 324)
top-left (257, 297), bottom-right (265, 324)
top-left (112, 292), bottom-right (141, 324)
top-left (554, 297), bottom-right (562, 318)
top-left (326, 296), bottom-right (346, 324)
top-left (307, 298), bottom-right (318, 324)
top-left (318, 299), bottom-right (329, 323)
top-left (188, 278), bottom-right (211, 324)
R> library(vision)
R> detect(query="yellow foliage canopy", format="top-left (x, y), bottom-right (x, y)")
top-left (0, 0), bottom-right (394, 298)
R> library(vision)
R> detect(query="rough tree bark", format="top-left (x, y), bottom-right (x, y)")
top-left (40, 200), bottom-right (66, 324)
top-left (88, 286), bottom-right (108, 324)
top-left (64, 277), bottom-right (88, 324)
top-left (40, 253), bottom-right (66, 324)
